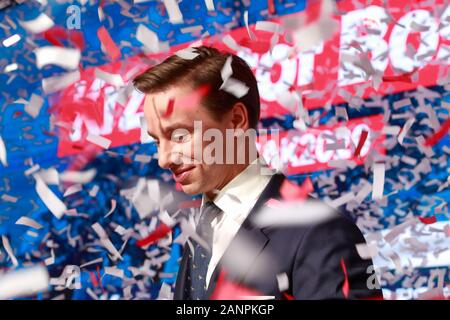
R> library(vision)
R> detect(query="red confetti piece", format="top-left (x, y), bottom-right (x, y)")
top-left (353, 130), bottom-right (368, 158)
top-left (419, 215), bottom-right (437, 225)
top-left (283, 292), bottom-right (295, 300)
top-left (424, 118), bottom-right (450, 147)
top-left (382, 68), bottom-right (418, 83)
top-left (136, 223), bottom-right (172, 247)
top-left (340, 257), bottom-right (350, 299)
top-left (89, 271), bottom-right (99, 287)
top-left (267, 0), bottom-right (275, 15)
top-left (43, 26), bottom-right (85, 51)
top-left (162, 98), bottom-right (175, 118)
top-left (97, 26), bottom-right (121, 61)
top-left (280, 177), bottom-right (314, 200)
top-left (210, 270), bottom-right (263, 300)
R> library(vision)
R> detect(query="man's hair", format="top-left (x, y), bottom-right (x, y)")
top-left (133, 46), bottom-right (260, 129)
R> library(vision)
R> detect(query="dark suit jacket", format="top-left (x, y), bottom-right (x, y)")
top-left (174, 173), bottom-right (382, 300)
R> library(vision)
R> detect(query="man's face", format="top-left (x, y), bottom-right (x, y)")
top-left (144, 84), bottom-right (237, 196)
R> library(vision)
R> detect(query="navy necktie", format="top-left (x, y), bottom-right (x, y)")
top-left (186, 201), bottom-right (223, 300)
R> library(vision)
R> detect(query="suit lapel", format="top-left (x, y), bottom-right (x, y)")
top-left (205, 173), bottom-right (286, 299)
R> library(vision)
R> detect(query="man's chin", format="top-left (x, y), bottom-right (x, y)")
top-left (179, 183), bottom-right (201, 195)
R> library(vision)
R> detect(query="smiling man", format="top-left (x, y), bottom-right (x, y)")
top-left (133, 46), bottom-right (382, 300)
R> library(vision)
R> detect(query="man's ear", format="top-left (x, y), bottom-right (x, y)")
top-left (230, 102), bottom-right (249, 131)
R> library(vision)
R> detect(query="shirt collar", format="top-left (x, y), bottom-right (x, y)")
top-left (201, 157), bottom-right (275, 217)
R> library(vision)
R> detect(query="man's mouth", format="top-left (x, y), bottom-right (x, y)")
top-left (172, 166), bottom-right (195, 184)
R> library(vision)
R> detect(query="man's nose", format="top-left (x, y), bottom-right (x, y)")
top-left (157, 142), bottom-right (173, 170)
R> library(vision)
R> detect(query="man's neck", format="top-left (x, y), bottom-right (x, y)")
top-left (204, 162), bottom-right (250, 200)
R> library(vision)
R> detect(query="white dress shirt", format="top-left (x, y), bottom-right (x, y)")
top-left (197, 157), bottom-right (275, 289)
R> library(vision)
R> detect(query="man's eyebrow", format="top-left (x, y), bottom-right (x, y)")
top-left (147, 123), bottom-right (194, 139)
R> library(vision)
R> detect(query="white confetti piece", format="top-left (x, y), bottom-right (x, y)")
top-left (276, 273), bottom-right (289, 292)
top-left (63, 183), bottom-right (82, 197)
top-left (136, 23), bottom-right (167, 53)
top-left (0, 134), bottom-right (7, 167)
top-left (222, 34), bottom-right (240, 52)
top-left (42, 70), bottom-right (80, 94)
top-left (44, 249), bottom-right (55, 266)
top-left (2, 34), bottom-right (21, 47)
top-left (34, 46), bottom-right (80, 70)
top-left (355, 181), bottom-right (372, 204)
top-left (94, 68), bottom-right (125, 87)
top-left (60, 168), bottom-right (96, 184)
top-left (34, 175), bottom-right (67, 219)
top-left (328, 192), bottom-right (355, 208)
top-left (0, 266), bottom-right (49, 299)
top-left (175, 47), bottom-right (199, 60)
top-left (1, 194), bottom-right (17, 203)
top-left (104, 266), bottom-right (124, 279)
top-left (104, 199), bottom-right (117, 218)
top-left (255, 21), bottom-right (282, 33)
top-left (92, 223), bottom-right (123, 261)
top-left (15, 216), bottom-right (43, 230)
top-left (157, 282), bottom-right (173, 300)
top-left (382, 125), bottom-right (401, 135)
top-left (284, 0), bottom-right (338, 52)
top-left (397, 118), bottom-right (415, 145)
top-left (4, 63), bottom-right (18, 73)
top-left (1, 235), bottom-right (18, 267)
top-left (372, 163), bottom-right (385, 200)
top-left (220, 77), bottom-right (249, 98)
top-left (86, 133), bottom-right (112, 149)
top-left (253, 200), bottom-right (335, 227)
top-left (356, 243), bottom-right (378, 259)
top-left (244, 11), bottom-right (256, 40)
top-left (36, 167), bottom-right (59, 185)
top-left (80, 258), bottom-right (103, 269)
top-left (20, 13), bottom-right (54, 33)
top-left (163, 0), bottom-right (183, 24)
top-left (25, 93), bottom-right (44, 118)
top-left (204, 0), bottom-right (214, 11)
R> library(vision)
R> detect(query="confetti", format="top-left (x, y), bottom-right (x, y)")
top-left (86, 133), bottom-right (112, 149)
top-left (34, 174), bottom-right (67, 219)
top-left (136, 24), bottom-right (168, 54)
top-left (92, 223), bottom-right (123, 261)
top-left (94, 68), bottom-right (125, 87)
top-left (163, 0), bottom-right (184, 24)
top-left (42, 70), bottom-right (80, 94)
top-left (340, 258), bottom-right (350, 298)
top-left (175, 47), bottom-right (200, 60)
top-left (4, 63), bottom-right (18, 73)
top-left (204, 0), bottom-right (215, 11)
top-left (34, 46), bottom-right (81, 70)
top-left (356, 243), bottom-right (378, 259)
top-left (24, 94), bottom-right (44, 119)
top-left (372, 163), bottom-right (385, 200)
top-left (397, 118), bottom-right (415, 145)
top-left (0, 266), bottom-right (49, 300)
top-left (59, 168), bottom-right (96, 184)
top-left (424, 118), bottom-right (450, 147)
top-left (354, 130), bottom-right (368, 158)
top-left (2, 34), bottom-right (21, 47)
top-left (0, 135), bottom-right (7, 167)
top-left (20, 13), bottom-right (54, 33)
top-left (253, 200), bottom-right (335, 227)
top-left (104, 199), bottom-right (117, 218)
top-left (97, 26), bottom-right (121, 60)
top-left (15, 216), bottom-right (43, 230)
top-left (1, 235), bottom-right (18, 267)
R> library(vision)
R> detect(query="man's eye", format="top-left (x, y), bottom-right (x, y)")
top-left (173, 134), bottom-right (189, 143)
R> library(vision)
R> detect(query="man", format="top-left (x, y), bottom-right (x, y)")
top-left (133, 46), bottom-right (382, 300)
